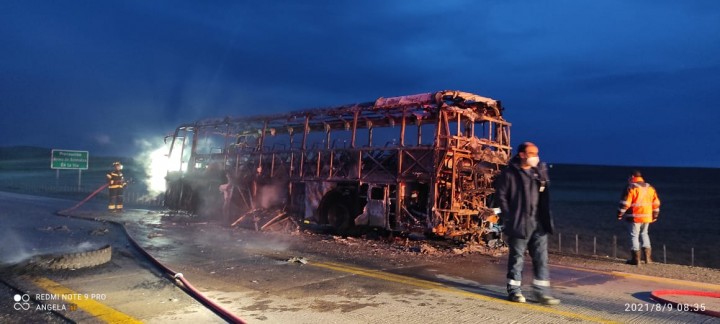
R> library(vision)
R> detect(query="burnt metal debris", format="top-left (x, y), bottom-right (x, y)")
top-left (163, 90), bottom-right (511, 243)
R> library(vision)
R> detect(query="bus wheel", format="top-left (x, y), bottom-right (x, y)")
top-left (325, 202), bottom-right (351, 234)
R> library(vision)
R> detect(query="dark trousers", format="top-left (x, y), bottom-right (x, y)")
top-left (108, 187), bottom-right (124, 210)
top-left (506, 229), bottom-right (551, 295)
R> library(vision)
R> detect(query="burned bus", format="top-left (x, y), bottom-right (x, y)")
top-left (163, 90), bottom-right (511, 241)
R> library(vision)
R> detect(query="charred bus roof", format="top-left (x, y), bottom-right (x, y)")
top-left (173, 90), bottom-right (505, 136)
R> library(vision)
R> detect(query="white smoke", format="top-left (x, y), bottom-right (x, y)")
top-left (258, 183), bottom-right (288, 209)
top-left (134, 138), bottom-right (176, 197)
top-left (0, 229), bottom-right (34, 265)
top-left (76, 241), bottom-right (98, 251)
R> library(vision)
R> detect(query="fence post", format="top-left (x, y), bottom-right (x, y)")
top-left (613, 235), bottom-right (617, 259)
top-left (558, 233), bottom-right (562, 253)
top-left (593, 237), bottom-right (597, 256)
top-left (575, 234), bottom-right (579, 254)
top-left (691, 247), bottom-right (695, 267)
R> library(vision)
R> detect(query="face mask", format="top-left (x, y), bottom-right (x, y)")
top-left (526, 156), bottom-right (540, 168)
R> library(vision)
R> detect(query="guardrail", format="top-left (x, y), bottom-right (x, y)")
top-left (548, 232), bottom-right (711, 269)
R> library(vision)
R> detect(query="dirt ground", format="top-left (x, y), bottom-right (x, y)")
top-left (223, 217), bottom-right (720, 286)
top-left (4, 196), bottom-right (719, 323)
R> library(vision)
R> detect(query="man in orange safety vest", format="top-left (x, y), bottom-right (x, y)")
top-left (617, 170), bottom-right (660, 265)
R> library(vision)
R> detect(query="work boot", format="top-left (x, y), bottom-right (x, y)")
top-left (508, 292), bottom-right (526, 303)
top-left (534, 292), bottom-right (561, 305)
top-left (642, 247), bottom-right (652, 264)
top-left (626, 250), bottom-right (640, 266)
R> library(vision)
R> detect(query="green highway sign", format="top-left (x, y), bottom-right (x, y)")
top-left (51, 149), bottom-right (89, 170)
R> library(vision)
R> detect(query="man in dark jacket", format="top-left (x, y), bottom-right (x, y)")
top-left (495, 142), bottom-right (560, 305)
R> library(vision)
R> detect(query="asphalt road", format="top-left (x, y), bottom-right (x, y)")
top-left (0, 191), bottom-right (718, 323)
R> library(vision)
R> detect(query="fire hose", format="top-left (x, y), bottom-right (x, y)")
top-left (56, 183), bottom-right (248, 324)
top-left (118, 223), bottom-right (248, 324)
top-left (650, 290), bottom-right (720, 318)
top-left (58, 183), bottom-right (108, 214)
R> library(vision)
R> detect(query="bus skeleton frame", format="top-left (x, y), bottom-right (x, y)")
top-left (163, 90), bottom-right (511, 242)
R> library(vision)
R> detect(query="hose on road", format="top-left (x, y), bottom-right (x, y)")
top-left (650, 290), bottom-right (720, 318)
top-left (118, 223), bottom-right (248, 324)
top-left (55, 185), bottom-right (248, 324)
top-left (58, 183), bottom-right (108, 214)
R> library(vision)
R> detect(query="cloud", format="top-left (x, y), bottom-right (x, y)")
top-left (0, 0), bottom-right (719, 166)
top-left (94, 134), bottom-right (112, 145)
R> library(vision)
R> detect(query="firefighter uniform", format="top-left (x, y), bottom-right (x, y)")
top-left (107, 162), bottom-right (127, 212)
top-left (617, 174), bottom-right (660, 264)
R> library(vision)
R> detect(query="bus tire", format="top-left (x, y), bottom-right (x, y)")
top-left (327, 203), bottom-right (351, 234)
top-left (27, 245), bottom-right (112, 271)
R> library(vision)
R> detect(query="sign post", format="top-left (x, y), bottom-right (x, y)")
top-left (51, 149), bottom-right (89, 190)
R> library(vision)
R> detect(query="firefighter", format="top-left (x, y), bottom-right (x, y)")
top-left (107, 161), bottom-right (127, 212)
top-left (617, 170), bottom-right (661, 265)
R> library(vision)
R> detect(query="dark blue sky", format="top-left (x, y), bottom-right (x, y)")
top-left (1, 1), bottom-right (719, 167)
